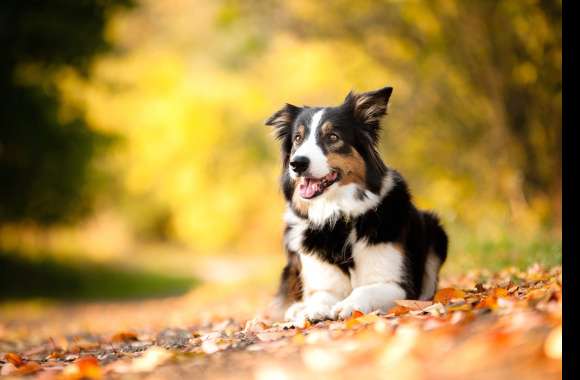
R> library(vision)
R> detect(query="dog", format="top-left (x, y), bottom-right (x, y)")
top-left (264, 86), bottom-right (448, 325)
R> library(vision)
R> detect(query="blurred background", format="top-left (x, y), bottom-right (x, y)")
top-left (1, 0), bottom-right (561, 301)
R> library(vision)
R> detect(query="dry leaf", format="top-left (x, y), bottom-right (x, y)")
top-left (111, 331), bottom-right (139, 343)
top-left (489, 288), bottom-right (509, 298)
top-left (256, 331), bottom-right (288, 342)
top-left (476, 296), bottom-right (498, 310)
top-left (60, 356), bottom-right (102, 380)
top-left (0, 363), bottom-right (17, 376)
top-left (129, 347), bottom-right (172, 372)
top-left (356, 313), bottom-right (382, 324)
top-left (4, 352), bottom-right (24, 367)
top-left (434, 288), bottom-right (466, 305)
top-left (14, 362), bottom-right (42, 376)
top-left (47, 351), bottom-right (64, 360)
top-left (388, 305), bottom-right (411, 316)
top-left (395, 300), bottom-right (433, 310)
top-left (352, 310), bottom-right (365, 318)
top-left (422, 303), bottom-right (447, 316)
top-left (1, 361), bottom-right (41, 376)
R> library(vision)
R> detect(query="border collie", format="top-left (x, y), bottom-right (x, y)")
top-left (265, 86), bottom-right (448, 326)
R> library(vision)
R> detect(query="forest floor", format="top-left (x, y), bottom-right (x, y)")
top-left (0, 263), bottom-right (562, 380)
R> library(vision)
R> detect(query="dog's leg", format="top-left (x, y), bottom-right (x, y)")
top-left (263, 250), bottom-right (303, 321)
top-left (331, 282), bottom-right (405, 319)
top-left (331, 242), bottom-right (406, 319)
top-left (288, 253), bottom-right (351, 326)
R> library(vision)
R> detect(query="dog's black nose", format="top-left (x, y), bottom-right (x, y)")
top-left (290, 156), bottom-right (310, 174)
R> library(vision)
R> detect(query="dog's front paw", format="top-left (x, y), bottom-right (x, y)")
top-left (331, 284), bottom-right (404, 319)
top-left (299, 302), bottom-right (334, 322)
top-left (285, 302), bottom-right (334, 327)
top-left (284, 301), bottom-right (306, 321)
top-left (331, 295), bottom-right (373, 320)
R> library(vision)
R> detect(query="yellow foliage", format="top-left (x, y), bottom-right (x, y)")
top-left (50, 0), bottom-right (560, 255)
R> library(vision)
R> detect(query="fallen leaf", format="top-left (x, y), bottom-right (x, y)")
top-left (356, 313), bottom-right (382, 324)
top-left (14, 362), bottom-right (42, 376)
top-left (4, 352), bottom-right (24, 367)
top-left (107, 347), bottom-right (171, 374)
top-left (446, 302), bottom-right (472, 312)
top-left (489, 288), bottom-right (509, 298)
top-left (434, 288), bottom-right (466, 305)
top-left (127, 347), bottom-right (173, 372)
top-left (0, 363), bottom-right (17, 376)
top-left (351, 310), bottom-right (365, 318)
top-left (61, 356), bottom-right (102, 380)
top-left (476, 296), bottom-right (498, 310)
top-left (1, 362), bottom-right (42, 376)
top-left (292, 332), bottom-right (306, 345)
top-left (387, 305), bottom-right (411, 316)
top-left (111, 331), bottom-right (139, 343)
top-left (422, 303), bottom-right (447, 316)
top-left (256, 331), bottom-right (288, 342)
top-left (47, 351), bottom-right (64, 360)
top-left (395, 300), bottom-right (433, 310)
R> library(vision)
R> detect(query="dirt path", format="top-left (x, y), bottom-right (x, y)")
top-left (0, 265), bottom-right (561, 380)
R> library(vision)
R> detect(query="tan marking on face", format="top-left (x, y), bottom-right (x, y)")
top-left (392, 242), bottom-right (405, 254)
top-left (321, 121), bottom-right (344, 149)
top-left (321, 121), bottom-right (333, 134)
top-left (296, 124), bottom-right (305, 138)
top-left (291, 125), bottom-right (306, 153)
top-left (326, 149), bottom-right (366, 186)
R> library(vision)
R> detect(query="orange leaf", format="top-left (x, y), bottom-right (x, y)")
top-left (344, 310), bottom-right (365, 328)
top-left (489, 288), bottom-right (509, 298)
top-left (395, 300), bottom-right (433, 310)
top-left (476, 296), bottom-right (498, 309)
top-left (47, 351), bottom-right (64, 360)
top-left (111, 331), bottom-right (139, 343)
top-left (344, 318), bottom-right (361, 329)
top-left (447, 303), bottom-right (472, 312)
top-left (351, 310), bottom-right (365, 318)
top-left (434, 288), bottom-right (466, 305)
top-left (387, 305), bottom-right (411, 316)
top-left (62, 356), bottom-right (102, 380)
top-left (13, 362), bottom-right (41, 376)
top-left (4, 352), bottom-right (24, 367)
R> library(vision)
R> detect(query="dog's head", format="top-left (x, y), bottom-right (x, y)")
top-left (266, 86), bottom-right (393, 218)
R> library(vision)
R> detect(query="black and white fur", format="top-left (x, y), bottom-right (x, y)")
top-left (265, 86), bottom-right (448, 325)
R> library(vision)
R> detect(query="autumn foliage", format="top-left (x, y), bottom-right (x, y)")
top-left (0, 264), bottom-right (562, 379)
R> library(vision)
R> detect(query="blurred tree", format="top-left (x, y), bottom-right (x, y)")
top-left (51, 0), bottom-right (560, 254)
top-left (0, 0), bottom-right (132, 225)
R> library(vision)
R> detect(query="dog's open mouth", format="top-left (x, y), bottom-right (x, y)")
top-left (298, 170), bottom-right (340, 199)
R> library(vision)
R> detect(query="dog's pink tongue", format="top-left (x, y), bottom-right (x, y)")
top-left (299, 178), bottom-right (319, 198)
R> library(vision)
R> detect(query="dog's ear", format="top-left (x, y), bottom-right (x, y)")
top-left (344, 86), bottom-right (393, 140)
top-left (265, 103), bottom-right (302, 141)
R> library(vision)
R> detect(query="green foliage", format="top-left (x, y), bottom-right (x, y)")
top-left (0, 0), bottom-right (132, 225)
top-left (0, 250), bottom-right (196, 300)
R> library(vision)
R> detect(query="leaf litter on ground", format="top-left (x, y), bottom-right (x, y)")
top-left (0, 264), bottom-right (562, 380)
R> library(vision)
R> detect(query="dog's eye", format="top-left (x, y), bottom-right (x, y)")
top-left (328, 133), bottom-right (339, 142)
top-left (294, 135), bottom-right (302, 144)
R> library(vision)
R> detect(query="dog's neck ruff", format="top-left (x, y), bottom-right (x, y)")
top-left (287, 171), bottom-right (395, 228)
